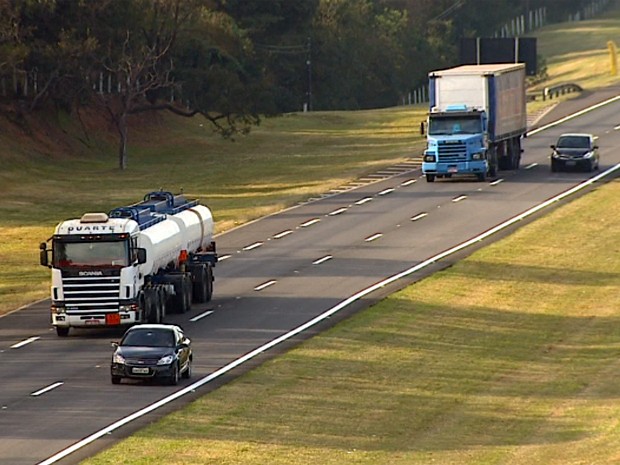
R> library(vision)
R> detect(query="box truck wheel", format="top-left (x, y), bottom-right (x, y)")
top-left (426, 174), bottom-right (435, 183)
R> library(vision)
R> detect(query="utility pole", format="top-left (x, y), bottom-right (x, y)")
top-left (306, 36), bottom-right (312, 112)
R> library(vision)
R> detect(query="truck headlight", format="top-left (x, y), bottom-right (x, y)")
top-left (472, 152), bottom-right (484, 160)
top-left (424, 154), bottom-right (436, 162)
top-left (157, 355), bottom-right (175, 366)
top-left (51, 305), bottom-right (66, 314)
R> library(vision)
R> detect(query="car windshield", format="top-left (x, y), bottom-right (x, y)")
top-left (122, 329), bottom-right (175, 348)
top-left (53, 240), bottom-right (129, 268)
top-left (557, 136), bottom-right (590, 149)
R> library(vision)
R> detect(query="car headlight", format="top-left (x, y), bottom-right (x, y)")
top-left (113, 352), bottom-right (125, 364)
top-left (471, 152), bottom-right (483, 160)
top-left (424, 154), bottom-right (436, 162)
top-left (583, 151), bottom-right (593, 158)
top-left (157, 355), bottom-right (175, 366)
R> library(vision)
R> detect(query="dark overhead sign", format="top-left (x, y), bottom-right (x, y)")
top-left (459, 38), bottom-right (537, 76)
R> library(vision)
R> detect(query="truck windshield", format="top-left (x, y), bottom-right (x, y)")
top-left (53, 241), bottom-right (129, 268)
top-left (429, 116), bottom-right (481, 135)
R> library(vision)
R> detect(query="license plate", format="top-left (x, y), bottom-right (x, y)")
top-left (85, 319), bottom-right (101, 325)
top-left (448, 167), bottom-right (458, 173)
top-left (132, 367), bottom-right (149, 374)
top-left (566, 161), bottom-right (576, 166)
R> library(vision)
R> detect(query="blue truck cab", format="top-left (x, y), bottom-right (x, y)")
top-left (423, 105), bottom-right (489, 182)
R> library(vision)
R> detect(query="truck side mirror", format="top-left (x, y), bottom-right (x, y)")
top-left (420, 121), bottom-right (426, 135)
top-left (136, 248), bottom-right (147, 265)
top-left (39, 242), bottom-right (49, 268)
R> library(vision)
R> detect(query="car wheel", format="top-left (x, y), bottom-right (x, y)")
top-left (111, 376), bottom-right (121, 385)
top-left (550, 160), bottom-right (558, 172)
top-left (167, 363), bottom-right (180, 386)
top-left (182, 358), bottom-right (192, 380)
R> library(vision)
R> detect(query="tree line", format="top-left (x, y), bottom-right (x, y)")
top-left (0, 0), bottom-right (608, 169)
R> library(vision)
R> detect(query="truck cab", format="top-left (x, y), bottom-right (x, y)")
top-left (422, 105), bottom-right (490, 182)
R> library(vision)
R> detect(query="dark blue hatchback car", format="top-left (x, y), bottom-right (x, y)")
top-left (111, 324), bottom-right (192, 385)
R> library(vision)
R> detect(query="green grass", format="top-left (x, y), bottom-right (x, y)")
top-left (83, 180), bottom-right (620, 465)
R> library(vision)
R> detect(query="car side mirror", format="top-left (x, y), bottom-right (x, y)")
top-left (111, 341), bottom-right (119, 349)
top-left (550, 145), bottom-right (556, 149)
top-left (593, 145), bottom-right (598, 149)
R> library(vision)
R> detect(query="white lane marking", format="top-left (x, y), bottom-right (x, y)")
top-left (401, 179), bottom-right (417, 186)
top-left (39, 162), bottom-right (620, 465)
top-left (355, 197), bottom-right (373, 205)
top-left (218, 254), bottom-right (231, 261)
top-left (313, 255), bottom-right (333, 265)
top-left (411, 213), bottom-right (428, 221)
top-left (190, 311), bottom-right (214, 322)
top-left (329, 207), bottom-right (347, 216)
top-left (525, 163), bottom-right (538, 170)
top-left (490, 179), bottom-right (504, 186)
top-left (10, 336), bottom-right (40, 349)
top-left (365, 233), bottom-right (383, 242)
top-left (242, 242), bottom-right (263, 251)
top-left (31, 382), bottom-right (63, 397)
top-left (378, 188), bottom-right (395, 196)
top-left (300, 218), bottom-right (320, 227)
top-left (273, 230), bottom-right (293, 239)
top-left (452, 195), bottom-right (467, 202)
top-left (254, 280), bottom-right (277, 291)
top-left (527, 95), bottom-right (620, 136)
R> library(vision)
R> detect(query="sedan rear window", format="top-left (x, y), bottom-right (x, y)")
top-left (557, 136), bottom-right (590, 149)
top-left (122, 330), bottom-right (175, 347)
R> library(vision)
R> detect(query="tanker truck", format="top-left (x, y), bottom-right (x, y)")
top-left (39, 191), bottom-right (217, 337)
top-left (421, 63), bottom-right (527, 182)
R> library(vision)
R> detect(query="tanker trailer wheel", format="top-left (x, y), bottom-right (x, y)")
top-left (192, 265), bottom-right (209, 304)
top-left (145, 293), bottom-right (160, 324)
top-left (206, 265), bottom-right (213, 302)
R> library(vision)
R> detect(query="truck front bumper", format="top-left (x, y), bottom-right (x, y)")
top-left (422, 160), bottom-right (487, 175)
top-left (52, 311), bottom-right (141, 329)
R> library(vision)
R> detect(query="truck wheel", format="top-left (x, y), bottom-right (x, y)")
top-left (476, 171), bottom-right (487, 182)
top-left (192, 266), bottom-right (208, 303)
top-left (56, 327), bottom-right (70, 337)
top-left (146, 294), bottom-right (160, 323)
top-left (179, 276), bottom-right (192, 313)
top-left (426, 174), bottom-right (435, 183)
top-left (206, 265), bottom-right (213, 302)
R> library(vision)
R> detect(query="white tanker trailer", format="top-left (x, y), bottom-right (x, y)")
top-left (39, 191), bottom-right (217, 337)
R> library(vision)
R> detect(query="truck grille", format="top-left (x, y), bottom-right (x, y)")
top-left (61, 272), bottom-right (121, 314)
top-left (437, 141), bottom-right (467, 162)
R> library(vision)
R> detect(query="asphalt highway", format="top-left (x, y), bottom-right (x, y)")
top-left (1, 90), bottom-right (620, 465)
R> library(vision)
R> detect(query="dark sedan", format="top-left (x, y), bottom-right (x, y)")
top-left (111, 324), bottom-right (192, 385)
top-left (550, 133), bottom-right (599, 172)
